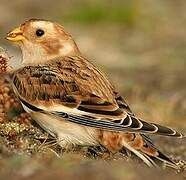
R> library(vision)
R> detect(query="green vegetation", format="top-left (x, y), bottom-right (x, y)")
top-left (61, 2), bottom-right (137, 25)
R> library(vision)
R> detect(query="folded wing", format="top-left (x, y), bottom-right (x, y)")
top-left (12, 56), bottom-right (184, 138)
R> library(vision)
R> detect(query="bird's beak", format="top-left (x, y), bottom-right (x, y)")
top-left (6, 27), bottom-right (25, 42)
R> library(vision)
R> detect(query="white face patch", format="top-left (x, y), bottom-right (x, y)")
top-left (31, 21), bottom-right (54, 33)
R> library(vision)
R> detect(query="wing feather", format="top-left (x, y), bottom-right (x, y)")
top-left (12, 56), bottom-right (184, 138)
top-left (18, 96), bottom-right (184, 138)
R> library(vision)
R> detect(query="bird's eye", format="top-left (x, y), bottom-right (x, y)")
top-left (36, 29), bottom-right (45, 37)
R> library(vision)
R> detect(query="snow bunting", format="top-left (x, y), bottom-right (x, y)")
top-left (6, 19), bottom-right (184, 168)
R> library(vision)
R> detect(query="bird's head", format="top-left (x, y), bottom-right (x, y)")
top-left (6, 19), bottom-right (80, 65)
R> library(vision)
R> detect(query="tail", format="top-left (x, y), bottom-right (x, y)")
top-left (121, 134), bottom-right (180, 169)
top-left (142, 150), bottom-right (179, 169)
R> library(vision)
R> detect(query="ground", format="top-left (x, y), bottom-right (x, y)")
top-left (0, 0), bottom-right (186, 179)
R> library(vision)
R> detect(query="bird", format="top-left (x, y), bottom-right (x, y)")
top-left (6, 18), bottom-right (184, 169)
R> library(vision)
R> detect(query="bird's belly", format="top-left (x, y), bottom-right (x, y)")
top-left (31, 112), bottom-right (99, 148)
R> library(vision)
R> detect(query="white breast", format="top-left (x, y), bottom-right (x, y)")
top-left (31, 112), bottom-right (99, 148)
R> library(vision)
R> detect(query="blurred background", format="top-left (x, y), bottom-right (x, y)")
top-left (0, 0), bottom-right (186, 179)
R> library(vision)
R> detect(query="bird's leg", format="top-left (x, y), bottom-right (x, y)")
top-left (86, 145), bottom-right (111, 159)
